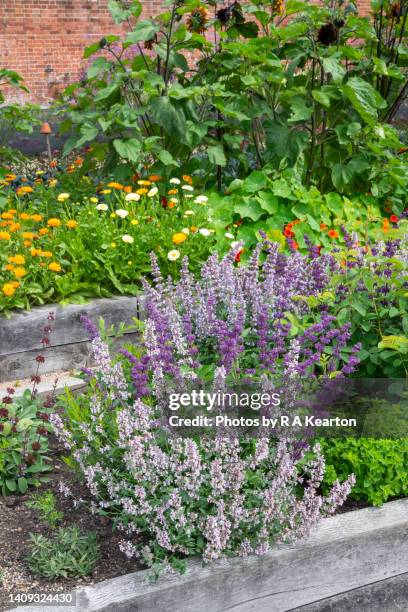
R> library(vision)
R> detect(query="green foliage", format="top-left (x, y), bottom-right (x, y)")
top-left (58, 0), bottom-right (408, 195)
top-left (26, 490), bottom-right (64, 528)
top-left (0, 390), bottom-right (52, 495)
top-left (26, 527), bottom-right (100, 579)
top-left (321, 438), bottom-right (408, 506)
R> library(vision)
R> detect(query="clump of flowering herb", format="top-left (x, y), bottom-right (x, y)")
top-left (54, 245), bottom-right (355, 577)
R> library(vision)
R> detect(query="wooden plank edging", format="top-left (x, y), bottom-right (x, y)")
top-left (10, 498), bottom-right (408, 612)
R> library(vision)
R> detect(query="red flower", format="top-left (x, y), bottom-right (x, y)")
top-left (328, 229), bottom-right (339, 239)
top-left (390, 214), bottom-right (398, 223)
top-left (320, 223), bottom-right (327, 230)
top-left (235, 248), bottom-right (244, 262)
top-left (161, 196), bottom-right (168, 208)
top-left (35, 355), bottom-right (45, 363)
top-left (284, 228), bottom-right (295, 238)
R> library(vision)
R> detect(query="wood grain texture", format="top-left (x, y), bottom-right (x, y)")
top-left (11, 499), bottom-right (408, 612)
top-left (0, 297), bottom-right (141, 382)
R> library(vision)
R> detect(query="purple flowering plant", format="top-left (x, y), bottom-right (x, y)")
top-left (53, 242), bottom-right (358, 577)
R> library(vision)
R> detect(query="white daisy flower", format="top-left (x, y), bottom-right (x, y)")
top-left (194, 195), bottom-right (208, 204)
top-left (96, 203), bottom-right (109, 211)
top-left (169, 178), bottom-right (181, 185)
top-left (225, 232), bottom-right (234, 239)
top-left (147, 187), bottom-right (158, 197)
top-left (199, 228), bottom-right (211, 237)
top-left (122, 234), bottom-right (134, 243)
top-left (182, 184), bottom-right (194, 191)
top-left (184, 210), bottom-right (195, 216)
top-left (125, 193), bottom-right (140, 202)
top-left (181, 228), bottom-right (190, 235)
top-left (168, 249), bottom-right (181, 261)
top-left (115, 209), bottom-right (129, 218)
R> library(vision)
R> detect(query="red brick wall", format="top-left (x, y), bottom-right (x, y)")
top-left (1, 0), bottom-right (372, 105)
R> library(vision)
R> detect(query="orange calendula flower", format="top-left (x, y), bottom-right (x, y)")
top-left (23, 232), bottom-right (35, 240)
top-left (328, 229), bottom-right (339, 239)
top-left (13, 267), bottom-right (26, 278)
top-left (74, 157), bottom-right (83, 166)
top-left (31, 214), bottom-right (43, 222)
top-left (48, 262), bottom-right (62, 272)
top-left (190, 226), bottom-right (198, 233)
top-left (0, 231), bottom-right (11, 240)
top-left (320, 223), bottom-right (327, 230)
top-left (107, 182), bottom-right (124, 190)
top-left (66, 220), bottom-right (78, 229)
top-left (47, 218), bottom-right (61, 228)
top-left (8, 255), bottom-right (25, 265)
top-left (16, 186), bottom-right (34, 195)
top-left (149, 175), bottom-right (161, 182)
top-left (40, 251), bottom-right (53, 258)
top-left (172, 232), bottom-right (188, 245)
top-left (19, 213), bottom-right (30, 220)
top-left (137, 180), bottom-right (152, 186)
top-left (168, 201), bottom-right (177, 209)
top-left (8, 209), bottom-right (17, 214)
top-left (168, 189), bottom-right (178, 195)
top-left (136, 188), bottom-right (148, 195)
top-left (31, 248), bottom-right (41, 256)
top-left (39, 228), bottom-right (49, 236)
top-left (23, 240), bottom-right (32, 247)
top-left (2, 282), bottom-right (18, 297)
top-left (5, 173), bottom-right (16, 181)
top-left (182, 175), bottom-right (193, 185)
top-left (9, 223), bottom-right (21, 232)
top-left (5, 264), bottom-right (14, 271)
top-left (1, 212), bottom-right (14, 220)
top-left (124, 186), bottom-right (133, 194)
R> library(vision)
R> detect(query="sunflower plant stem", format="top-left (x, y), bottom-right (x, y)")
top-left (163, 1), bottom-right (178, 90)
top-left (305, 58), bottom-right (317, 188)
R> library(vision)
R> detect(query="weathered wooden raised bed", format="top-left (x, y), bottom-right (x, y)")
top-left (11, 498), bottom-right (408, 612)
top-left (0, 297), bottom-right (141, 383)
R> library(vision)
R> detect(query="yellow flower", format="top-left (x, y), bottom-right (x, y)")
top-left (9, 223), bottom-right (21, 232)
top-left (47, 218), bottom-right (61, 228)
top-left (66, 220), bottom-right (78, 229)
top-left (23, 240), bottom-right (32, 247)
top-left (31, 214), bottom-right (43, 222)
top-left (48, 179), bottom-right (58, 187)
top-left (57, 193), bottom-right (70, 202)
top-left (107, 182), bottom-right (124, 190)
top-left (39, 228), bottom-right (49, 236)
top-left (111, 242), bottom-right (117, 248)
top-left (8, 209), bottom-right (17, 214)
top-left (2, 212), bottom-right (14, 220)
top-left (131, 219), bottom-right (139, 225)
top-left (5, 264), bottom-right (14, 271)
top-left (124, 186), bottom-right (133, 193)
top-left (172, 232), bottom-right (188, 245)
top-left (110, 213), bottom-right (116, 219)
top-left (36, 170), bottom-right (45, 175)
top-left (182, 175), bottom-right (193, 184)
top-left (13, 267), bottom-right (26, 278)
top-left (19, 213), bottom-right (30, 220)
top-left (136, 188), bottom-right (148, 195)
top-left (90, 197), bottom-right (98, 203)
top-left (16, 186), bottom-right (33, 195)
top-left (100, 189), bottom-right (112, 195)
top-left (137, 180), bottom-right (152, 186)
top-left (40, 251), bottom-right (53, 258)
top-left (48, 262), bottom-right (62, 272)
top-left (0, 231), bottom-right (11, 241)
top-left (168, 189), bottom-right (178, 195)
top-left (128, 260), bottom-right (132, 265)
top-left (22, 232), bottom-right (35, 240)
top-left (31, 248), bottom-right (41, 256)
top-left (8, 255), bottom-right (25, 265)
top-left (2, 282), bottom-right (18, 297)
top-left (190, 226), bottom-right (198, 233)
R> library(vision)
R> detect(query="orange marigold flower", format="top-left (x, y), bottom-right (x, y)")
top-left (22, 232), bottom-right (35, 240)
top-left (8, 255), bottom-right (25, 265)
top-left (182, 175), bottom-right (193, 185)
top-left (39, 228), bottom-right (49, 236)
top-left (1, 212), bottom-right (14, 220)
top-left (2, 282), bottom-right (18, 297)
top-left (31, 214), bottom-right (43, 222)
top-left (9, 223), bottom-right (21, 232)
top-left (47, 218), bottom-right (61, 228)
top-left (66, 220), bottom-right (78, 229)
top-left (8, 209), bottom-right (17, 214)
top-left (48, 262), bottom-right (62, 272)
top-left (172, 232), bottom-right (188, 245)
top-left (19, 213), bottom-right (30, 220)
top-left (13, 267), bottom-right (26, 278)
top-left (0, 221), bottom-right (10, 227)
top-left (16, 185), bottom-right (34, 195)
top-left (328, 229), bottom-right (339, 239)
top-left (0, 231), bottom-right (11, 240)
top-left (107, 182), bottom-right (124, 190)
